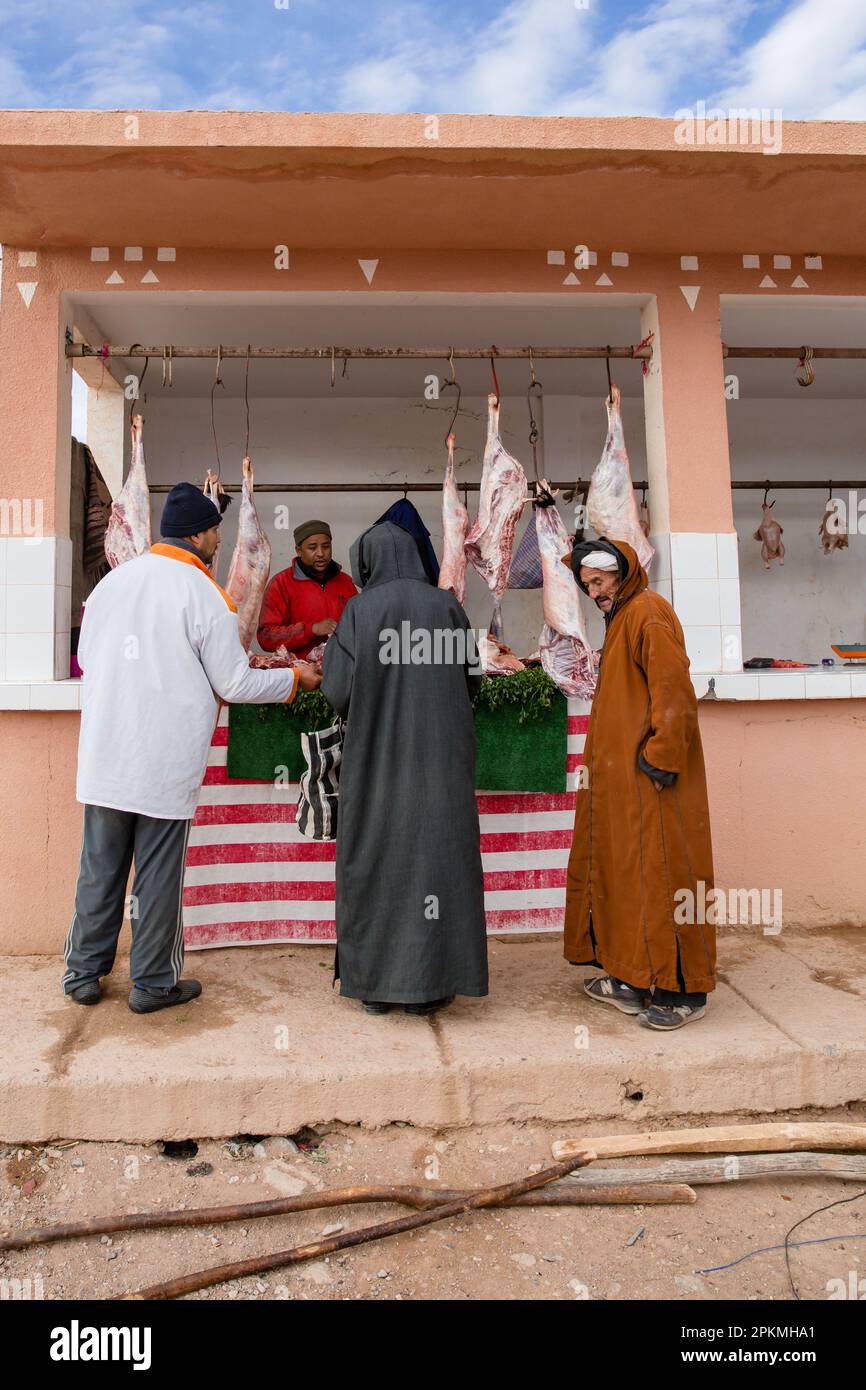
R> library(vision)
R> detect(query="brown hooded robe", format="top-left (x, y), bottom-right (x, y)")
top-left (564, 540), bottom-right (716, 995)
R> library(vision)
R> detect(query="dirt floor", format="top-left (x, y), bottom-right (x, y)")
top-left (2, 1105), bottom-right (865, 1302)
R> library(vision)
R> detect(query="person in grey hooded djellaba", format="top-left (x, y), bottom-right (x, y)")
top-left (320, 521), bottom-right (489, 1016)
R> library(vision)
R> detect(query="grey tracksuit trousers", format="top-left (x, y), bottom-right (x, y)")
top-left (62, 805), bottom-right (192, 996)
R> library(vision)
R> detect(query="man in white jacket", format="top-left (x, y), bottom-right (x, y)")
top-left (63, 482), bottom-right (321, 1014)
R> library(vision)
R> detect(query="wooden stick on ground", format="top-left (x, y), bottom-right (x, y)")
top-left (562, 1152), bottom-right (866, 1188)
top-left (553, 1122), bottom-right (866, 1162)
top-left (117, 1153), bottom-right (596, 1300)
top-left (0, 1178), bottom-right (692, 1254)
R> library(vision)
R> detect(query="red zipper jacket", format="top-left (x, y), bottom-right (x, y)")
top-left (256, 559), bottom-right (357, 659)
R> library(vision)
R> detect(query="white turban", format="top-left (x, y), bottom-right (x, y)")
top-left (579, 550), bottom-right (619, 572)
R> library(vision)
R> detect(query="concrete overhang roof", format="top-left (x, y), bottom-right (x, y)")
top-left (1, 111), bottom-right (865, 254)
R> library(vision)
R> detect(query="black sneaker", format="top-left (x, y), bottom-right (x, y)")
top-left (638, 1003), bottom-right (706, 1031)
top-left (128, 979), bottom-right (203, 1014)
top-left (404, 996), bottom-right (454, 1016)
top-left (69, 981), bottom-right (102, 1006)
top-left (583, 974), bottom-right (645, 1015)
top-left (362, 1001), bottom-right (392, 1015)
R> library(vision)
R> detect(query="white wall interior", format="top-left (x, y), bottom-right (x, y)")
top-left (722, 297), bottom-right (866, 665)
top-left (70, 292), bottom-right (649, 656)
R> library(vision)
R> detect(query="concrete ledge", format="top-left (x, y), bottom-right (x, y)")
top-left (1, 929), bottom-right (864, 1142)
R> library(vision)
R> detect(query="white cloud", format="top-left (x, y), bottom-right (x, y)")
top-left (339, 55), bottom-right (426, 112)
top-left (449, 0), bottom-right (595, 115)
top-left (553, 0), bottom-right (753, 116)
top-left (715, 0), bottom-right (866, 117)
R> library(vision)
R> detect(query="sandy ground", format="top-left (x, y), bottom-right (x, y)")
top-left (2, 1105), bottom-right (865, 1302)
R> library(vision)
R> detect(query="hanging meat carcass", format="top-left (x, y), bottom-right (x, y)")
top-left (104, 414), bottom-right (152, 567)
top-left (201, 470), bottom-right (230, 577)
top-left (819, 498), bottom-right (848, 554)
top-left (226, 456), bottom-right (272, 652)
top-left (753, 501), bottom-right (785, 568)
top-left (535, 491), bottom-right (597, 700)
top-left (464, 394), bottom-right (527, 633)
top-left (438, 432), bottom-right (469, 604)
top-left (587, 385), bottom-right (653, 572)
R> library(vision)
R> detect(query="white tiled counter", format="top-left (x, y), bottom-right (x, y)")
top-left (692, 669), bottom-right (866, 700)
top-left (0, 678), bottom-right (82, 710)
top-left (2, 671), bottom-right (866, 712)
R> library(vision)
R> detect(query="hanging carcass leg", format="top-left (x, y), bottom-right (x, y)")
top-left (587, 385), bottom-right (653, 572)
top-left (464, 393), bottom-right (527, 636)
top-left (535, 490), bottom-right (597, 699)
top-left (104, 414), bottom-right (152, 568)
top-left (226, 456), bottom-right (272, 651)
top-left (438, 432), bottom-right (469, 604)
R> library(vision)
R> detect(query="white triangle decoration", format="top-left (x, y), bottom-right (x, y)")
top-left (359, 258), bottom-right (379, 285)
top-left (16, 282), bottom-right (37, 308)
top-left (106, 271), bottom-right (124, 285)
top-left (759, 275), bottom-right (777, 288)
top-left (595, 273), bottom-right (613, 286)
top-left (679, 285), bottom-right (700, 311)
top-left (791, 275), bottom-right (809, 289)
top-left (562, 272), bottom-right (581, 286)
top-left (141, 269), bottom-right (160, 284)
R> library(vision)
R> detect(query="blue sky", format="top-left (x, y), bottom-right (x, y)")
top-left (0, 0), bottom-right (863, 117)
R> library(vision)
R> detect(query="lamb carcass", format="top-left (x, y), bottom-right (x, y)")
top-left (587, 386), bottom-right (653, 571)
top-left (226, 456), bottom-right (272, 652)
top-left (104, 414), bottom-right (152, 567)
top-left (753, 502), bottom-right (785, 568)
top-left (535, 492), bottom-right (597, 700)
top-left (464, 394), bottom-right (527, 632)
top-left (819, 499), bottom-right (848, 555)
top-left (438, 432), bottom-right (469, 604)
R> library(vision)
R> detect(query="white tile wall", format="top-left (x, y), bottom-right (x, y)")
top-left (716, 532), bottom-right (740, 580)
top-left (0, 537), bottom-right (73, 681)
top-left (670, 532), bottom-right (718, 579)
top-left (721, 625), bottom-right (742, 671)
top-left (652, 578), bottom-right (672, 604)
top-left (7, 585), bottom-right (55, 633)
top-left (683, 625), bottom-right (722, 671)
top-left (665, 532), bottom-right (744, 675)
top-left (672, 578), bottom-right (720, 627)
top-left (6, 633), bottom-right (55, 682)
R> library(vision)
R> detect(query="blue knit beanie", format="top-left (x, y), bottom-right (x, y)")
top-left (161, 483), bottom-right (223, 538)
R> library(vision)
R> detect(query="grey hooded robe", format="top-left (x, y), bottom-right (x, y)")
top-left (320, 522), bottom-right (489, 1003)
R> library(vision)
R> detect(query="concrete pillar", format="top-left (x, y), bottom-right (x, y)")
top-left (85, 376), bottom-right (125, 499)
top-left (641, 291), bottom-right (741, 674)
top-left (0, 255), bottom-right (73, 680)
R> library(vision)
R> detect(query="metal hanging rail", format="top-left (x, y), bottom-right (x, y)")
top-left (146, 479), bottom-right (866, 494)
top-left (67, 344), bottom-right (650, 361)
top-left (65, 342), bottom-right (866, 362)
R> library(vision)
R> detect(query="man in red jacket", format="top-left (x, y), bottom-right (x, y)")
top-left (257, 520), bottom-right (357, 659)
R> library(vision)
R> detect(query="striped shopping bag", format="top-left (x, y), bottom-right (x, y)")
top-left (296, 723), bottom-right (343, 840)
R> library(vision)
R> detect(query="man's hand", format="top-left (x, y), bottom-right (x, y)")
top-left (296, 662), bottom-right (322, 692)
top-left (312, 619), bottom-right (337, 637)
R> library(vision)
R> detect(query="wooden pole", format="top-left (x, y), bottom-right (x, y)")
top-left (553, 1121), bottom-right (866, 1161)
top-left (0, 1179), bottom-right (693, 1253)
top-left (117, 1153), bottom-right (596, 1300)
top-left (562, 1152), bottom-right (866, 1187)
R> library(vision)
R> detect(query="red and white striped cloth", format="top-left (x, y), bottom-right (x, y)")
top-left (183, 702), bottom-right (589, 949)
